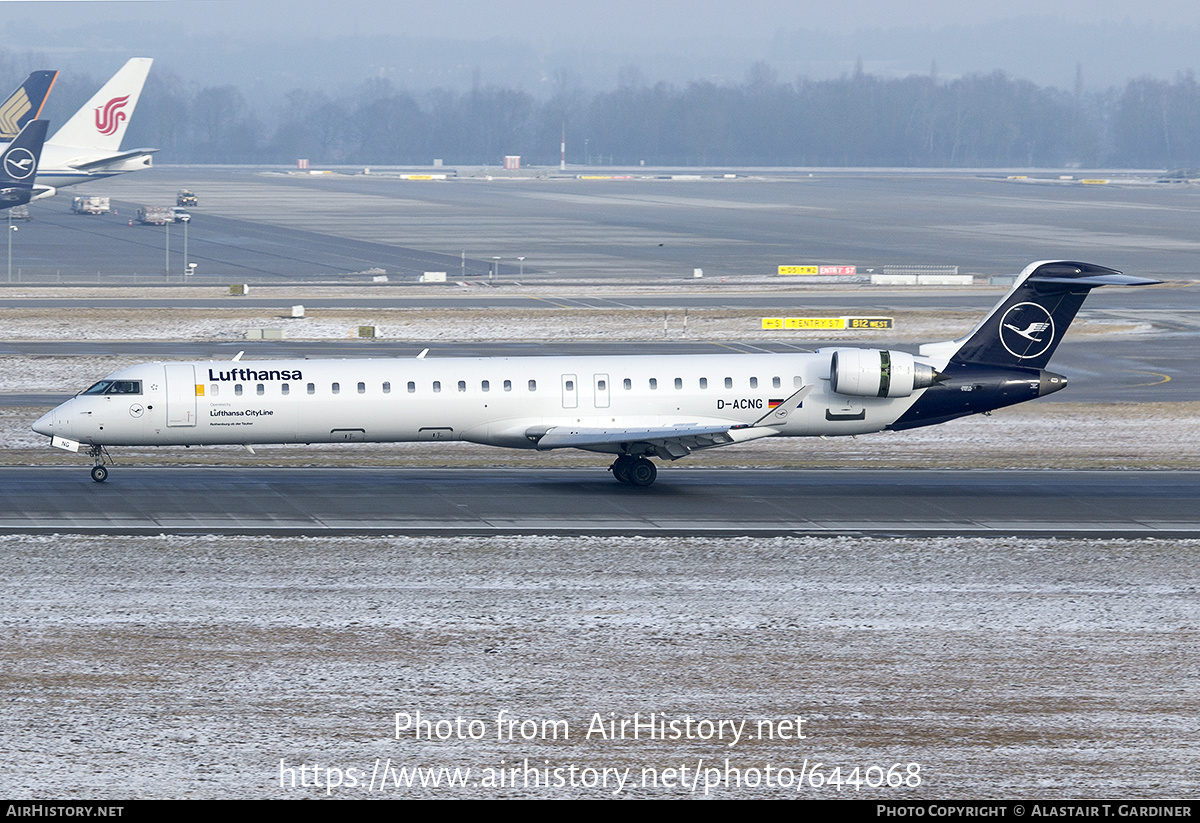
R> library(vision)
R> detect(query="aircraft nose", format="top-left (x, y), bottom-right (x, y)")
top-left (31, 409), bottom-right (54, 436)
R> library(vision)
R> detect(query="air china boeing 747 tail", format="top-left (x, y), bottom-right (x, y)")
top-left (32, 261), bottom-right (1157, 486)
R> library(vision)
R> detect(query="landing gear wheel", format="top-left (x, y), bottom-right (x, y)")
top-left (610, 455), bottom-right (635, 485)
top-left (90, 464), bottom-right (108, 483)
top-left (628, 458), bottom-right (657, 487)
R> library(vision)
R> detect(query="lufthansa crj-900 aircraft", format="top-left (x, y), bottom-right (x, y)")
top-left (32, 261), bottom-right (1157, 485)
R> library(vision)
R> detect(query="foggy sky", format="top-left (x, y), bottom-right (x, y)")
top-left (4, 0), bottom-right (1200, 99)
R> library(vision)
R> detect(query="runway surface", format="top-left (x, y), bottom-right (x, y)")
top-left (9, 168), bottom-right (1200, 284)
top-left (5, 467), bottom-right (1196, 537)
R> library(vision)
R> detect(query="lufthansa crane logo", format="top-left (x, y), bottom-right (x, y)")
top-left (3, 147), bottom-right (35, 180)
top-left (94, 95), bottom-right (130, 136)
top-left (999, 302), bottom-right (1055, 359)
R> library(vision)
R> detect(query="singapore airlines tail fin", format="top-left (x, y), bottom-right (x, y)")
top-left (0, 119), bottom-right (49, 208)
top-left (47, 57), bottom-right (152, 153)
top-left (0, 71), bottom-right (58, 141)
top-left (919, 260), bottom-right (1160, 370)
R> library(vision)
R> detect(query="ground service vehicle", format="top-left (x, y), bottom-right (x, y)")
top-left (136, 206), bottom-right (174, 225)
top-left (71, 196), bottom-right (110, 214)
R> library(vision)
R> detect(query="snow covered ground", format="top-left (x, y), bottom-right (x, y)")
top-left (3, 533), bottom-right (1196, 798)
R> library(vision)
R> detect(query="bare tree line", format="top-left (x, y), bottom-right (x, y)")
top-left (21, 51), bottom-right (1200, 168)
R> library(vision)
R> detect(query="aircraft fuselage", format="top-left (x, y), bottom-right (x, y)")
top-left (36, 352), bottom-right (921, 450)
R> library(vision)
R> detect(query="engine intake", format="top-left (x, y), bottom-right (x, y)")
top-left (830, 349), bottom-right (939, 398)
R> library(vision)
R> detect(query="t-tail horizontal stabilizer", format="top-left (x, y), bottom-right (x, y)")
top-left (935, 261), bottom-right (1159, 370)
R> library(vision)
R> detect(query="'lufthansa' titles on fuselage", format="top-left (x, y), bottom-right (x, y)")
top-left (207, 368), bottom-right (303, 382)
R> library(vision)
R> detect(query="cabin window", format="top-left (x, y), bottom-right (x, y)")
top-left (307, 383), bottom-right (315, 395)
top-left (528, 379), bottom-right (537, 391)
top-left (407, 381), bottom-right (416, 393)
top-left (382, 382), bottom-right (391, 394)
top-left (234, 384), bottom-right (243, 396)
top-left (674, 377), bottom-right (682, 390)
top-left (458, 380), bottom-right (466, 392)
top-left (623, 378), bottom-right (631, 390)
top-left (598, 379), bottom-right (607, 391)
top-left (256, 383), bottom-right (265, 396)
top-left (699, 377), bottom-right (708, 389)
top-left (794, 376), bottom-right (803, 388)
top-left (649, 378), bottom-right (657, 390)
top-left (724, 377), bottom-right (733, 389)
top-left (564, 380), bottom-right (574, 391)
top-left (773, 377), bottom-right (781, 388)
top-left (210, 384), bottom-right (219, 396)
top-left (357, 382), bottom-right (366, 394)
top-left (282, 384), bottom-right (290, 395)
top-left (433, 381), bottom-right (441, 393)
top-left (750, 377), bottom-right (758, 389)
top-left (332, 382), bottom-right (340, 394)
top-left (481, 380), bottom-right (490, 392)
top-left (504, 380), bottom-right (512, 392)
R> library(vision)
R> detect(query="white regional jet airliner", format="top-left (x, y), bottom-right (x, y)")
top-left (32, 261), bottom-right (1157, 486)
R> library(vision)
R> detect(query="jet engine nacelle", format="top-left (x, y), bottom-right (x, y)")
top-left (830, 349), bottom-right (939, 398)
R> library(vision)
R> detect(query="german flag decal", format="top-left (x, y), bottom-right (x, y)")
top-left (768, 398), bottom-right (784, 409)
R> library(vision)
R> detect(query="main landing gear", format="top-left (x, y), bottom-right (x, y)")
top-left (609, 455), bottom-right (657, 487)
top-left (87, 444), bottom-right (112, 483)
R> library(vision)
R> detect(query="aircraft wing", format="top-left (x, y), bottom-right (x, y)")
top-left (526, 385), bottom-right (810, 458)
top-left (527, 423), bottom-right (780, 459)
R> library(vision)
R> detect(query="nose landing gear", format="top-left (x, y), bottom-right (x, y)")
top-left (609, 455), bottom-right (658, 487)
top-left (86, 444), bottom-right (112, 483)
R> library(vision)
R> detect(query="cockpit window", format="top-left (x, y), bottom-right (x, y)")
top-left (82, 380), bottom-right (142, 395)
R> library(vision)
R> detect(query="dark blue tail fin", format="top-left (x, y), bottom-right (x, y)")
top-left (0, 119), bottom-right (49, 209)
top-left (0, 71), bottom-right (58, 140)
top-left (893, 261), bottom-right (1159, 431)
top-left (942, 261), bottom-right (1158, 369)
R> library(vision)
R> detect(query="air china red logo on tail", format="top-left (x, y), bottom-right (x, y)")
top-left (94, 95), bottom-right (130, 135)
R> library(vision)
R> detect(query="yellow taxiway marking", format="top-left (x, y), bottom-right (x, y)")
top-left (1122, 370), bottom-right (1172, 387)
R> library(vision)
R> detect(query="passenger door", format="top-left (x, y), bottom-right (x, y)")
top-left (593, 373), bottom-right (610, 408)
top-left (164, 364), bottom-right (197, 427)
top-left (561, 374), bottom-right (578, 409)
